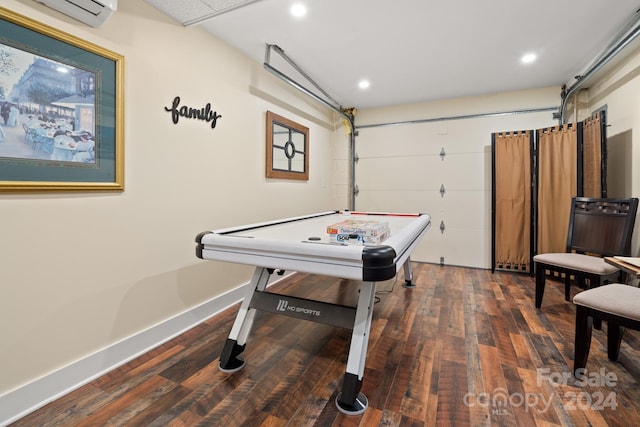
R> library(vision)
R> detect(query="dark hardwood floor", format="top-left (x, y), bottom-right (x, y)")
top-left (12, 264), bottom-right (640, 426)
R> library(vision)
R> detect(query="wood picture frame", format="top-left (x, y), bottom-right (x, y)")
top-left (265, 111), bottom-right (309, 181)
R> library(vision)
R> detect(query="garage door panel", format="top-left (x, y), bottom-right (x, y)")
top-left (356, 152), bottom-right (488, 192)
top-left (356, 156), bottom-right (444, 191)
top-left (439, 152), bottom-right (488, 191)
top-left (356, 189), bottom-right (489, 268)
top-left (355, 190), bottom-right (441, 213)
top-left (439, 191), bottom-right (489, 230)
top-left (358, 127), bottom-right (445, 157)
top-left (356, 190), bottom-right (488, 231)
top-left (358, 110), bottom-right (552, 157)
top-left (413, 227), bottom-right (489, 269)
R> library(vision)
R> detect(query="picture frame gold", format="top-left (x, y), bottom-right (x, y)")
top-left (265, 111), bottom-right (309, 181)
top-left (0, 7), bottom-right (124, 192)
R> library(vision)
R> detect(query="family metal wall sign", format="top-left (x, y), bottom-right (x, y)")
top-left (164, 96), bottom-right (222, 129)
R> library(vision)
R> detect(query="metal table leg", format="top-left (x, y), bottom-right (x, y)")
top-left (402, 258), bottom-right (415, 288)
top-left (336, 281), bottom-right (376, 415)
top-left (219, 267), bottom-right (271, 372)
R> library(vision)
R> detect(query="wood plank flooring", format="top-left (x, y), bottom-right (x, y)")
top-left (11, 264), bottom-right (640, 426)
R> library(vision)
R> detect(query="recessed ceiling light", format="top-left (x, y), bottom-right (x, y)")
top-left (521, 53), bottom-right (537, 64)
top-left (290, 3), bottom-right (306, 17)
top-left (358, 80), bottom-right (370, 89)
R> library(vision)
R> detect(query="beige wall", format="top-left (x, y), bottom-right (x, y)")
top-left (585, 44), bottom-right (640, 256)
top-left (0, 0), bottom-right (348, 398)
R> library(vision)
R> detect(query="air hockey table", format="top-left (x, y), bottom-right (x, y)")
top-left (195, 210), bottom-right (431, 415)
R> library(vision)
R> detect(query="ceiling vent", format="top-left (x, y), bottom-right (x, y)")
top-left (35, 0), bottom-right (117, 27)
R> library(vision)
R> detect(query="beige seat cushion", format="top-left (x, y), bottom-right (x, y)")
top-left (533, 253), bottom-right (619, 275)
top-left (573, 283), bottom-right (640, 321)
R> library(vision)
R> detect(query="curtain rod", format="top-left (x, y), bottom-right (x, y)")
top-left (356, 106), bottom-right (559, 130)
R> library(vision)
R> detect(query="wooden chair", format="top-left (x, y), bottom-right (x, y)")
top-left (533, 197), bottom-right (638, 308)
top-left (573, 283), bottom-right (640, 375)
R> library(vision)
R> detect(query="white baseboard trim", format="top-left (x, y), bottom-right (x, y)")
top-left (0, 273), bottom-right (292, 426)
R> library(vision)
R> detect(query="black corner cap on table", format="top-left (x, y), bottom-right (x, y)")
top-left (195, 231), bottom-right (213, 259)
top-left (361, 245), bottom-right (397, 282)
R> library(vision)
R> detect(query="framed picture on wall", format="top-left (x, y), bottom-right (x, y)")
top-left (0, 7), bottom-right (124, 192)
top-left (266, 111), bottom-right (309, 181)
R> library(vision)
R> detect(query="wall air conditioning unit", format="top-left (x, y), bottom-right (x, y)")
top-left (35, 0), bottom-right (117, 27)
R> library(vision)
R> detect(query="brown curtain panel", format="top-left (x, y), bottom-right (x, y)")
top-left (537, 125), bottom-right (578, 254)
top-left (582, 113), bottom-right (603, 197)
top-left (494, 131), bottom-right (531, 270)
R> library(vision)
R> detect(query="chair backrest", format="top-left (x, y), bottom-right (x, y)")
top-left (567, 197), bottom-right (639, 257)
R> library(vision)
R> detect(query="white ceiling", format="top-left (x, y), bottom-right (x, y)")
top-left (145, 0), bottom-right (640, 110)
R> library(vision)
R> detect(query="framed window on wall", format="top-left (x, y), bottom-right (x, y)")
top-left (265, 111), bottom-right (309, 181)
